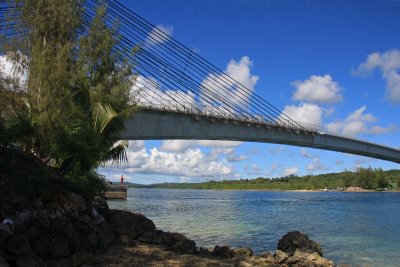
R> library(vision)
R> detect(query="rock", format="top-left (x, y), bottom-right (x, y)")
top-left (118, 235), bottom-right (132, 245)
top-left (50, 236), bottom-right (72, 259)
top-left (26, 223), bottom-right (42, 240)
top-left (173, 235), bottom-right (197, 254)
top-left (306, 252), bottom-right (334, 267)
top-left (91, 196), bottom-right (109, 216)
top-left (97, 222), bottom-right (115, 248)
top-left (233, 247), bottom-right (253, 257)
top-left (286, 255), bottom-right (300, 264)
top-left (6, 234), bottom-right (31, 255)
top-left (78, 215), bottom-right (92, 225)
top-left (151, 230), bottom-right (165, 244)
top-left (92, 215), bottom-right (105, 225)
top-left (0, 222), bottom-right (13, 243)
top-left (138, 231), bottom-right (154, 244)
top-left (274, 250), bottom-right (288, 264)
top-left (16, 254), bottom-right (46, 267)
top-left (0, 255), bottom-right (9, 267)
top-left (63, 222), bottom-right (81, 252)
top-left (31, 235), bottom-right (52, 259)
top-left (13, 211), bottom-right (31, 233)
top-left (213, 245), bottom-right (232, 258)
top-left (87, 231), bottom-right (98, 248)
top-left (277, 231), bottom-right (323, 256)
top-left (108, 210), bottom-right (155, 239)
top-left (198, 247), bottom-right (212, 256)
top-left (48, 210), bottom-right (62, 221)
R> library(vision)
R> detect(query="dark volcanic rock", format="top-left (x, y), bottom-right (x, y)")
top-left (0, 255), bottom-right (9, 267)
top-left (6, 234), bottom-right (31, 256)
top-left (0, 223), bottom-right (13, 243)
top-left (277, 230), bottom-right (323, 256)
top-left (97, 222), bottom-right (115, 248)
top-left (108, 210), bottom-right (155, 239)
top-left (16, 254), bottom-right (46, 267)
top-left (172, 234), bottom-right (197, 254)
top-left (213, 245), bottom-right (232, 258)
top-left (50, 236), bottom-right (72, 259)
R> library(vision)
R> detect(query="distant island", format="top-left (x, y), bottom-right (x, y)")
top-left (125, 168), bottom-right (400, 191)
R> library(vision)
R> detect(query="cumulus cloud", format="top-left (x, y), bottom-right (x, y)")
top-left (306, 158), bottom-right (329, 171)
top-left (146, 24), bottom-right (174, 46)
top-left (120, 141), bottom-right (235, 179)
top-left (281, 103), bottom-right (323, 128)
top-left (325, 106), bottom-right (396, 137)
top-left (160, 140), bottom-right (242, 153)
top-left (354, 49), bottom-right (400, 104)
top-left (281, 167), bottom-right (298, 176)
top-left (300, 148), bottom-right (315, 159)
top-left (291, 74), bottom-right (343, 104)
top-left (0, 54), bottom-right (28, 90)
top-left (131, 75), bottom-right (197, 109)
top-left (200, 56), bottom-right (259, 112)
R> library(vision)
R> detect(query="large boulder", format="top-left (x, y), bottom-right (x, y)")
top-left (277, 231), bottom-right (323, 256)
top-left (97, 222), bottom-right (115, 248)
top-left (160, 232), bottom-right (197, 254)
top-left (16, 254), bottom-right (46, 267)
top-left (6, 234), bottom-right (31, 256)
top-left (49, 236), bottom-right (72, 259)
top-left (213, 245), bottom-right (232, 258)
top-left (0, 222), bottom-right (13, 243)
top-left (0, 255), bottom-right (9, 267)
top-left (108, 210), bottom-right (155, 239)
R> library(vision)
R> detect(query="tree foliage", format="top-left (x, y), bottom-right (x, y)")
top-left (1, 0), bottom-right (135, 196)
top-left (145, 168), bottom-right (399, 191)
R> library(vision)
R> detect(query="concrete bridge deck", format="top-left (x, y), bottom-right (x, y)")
top-left (122, 109), bottom-right (400, 164)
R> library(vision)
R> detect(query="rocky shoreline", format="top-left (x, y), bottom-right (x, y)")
top-left (0, 193), bottom-right (335, 267)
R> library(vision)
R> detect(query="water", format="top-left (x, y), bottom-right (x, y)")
top-left (107, 188), bottom-right (400, 266)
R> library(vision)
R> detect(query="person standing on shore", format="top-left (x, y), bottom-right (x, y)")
top-left (120, 175), bottom-right (124, 184)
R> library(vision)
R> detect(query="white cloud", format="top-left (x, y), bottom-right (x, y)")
top-left (369, 124), bottom-right (397, 134)
top-left (300, 148), bottom-right (315, 159)
top-left (306, 158), bottom-right (329, 171)
top-left (160, 140), bottom-right (242, 153)
top-left (200, 56), bottom-right (259, 112)
top-left (354, 49), bottom-right (400, 104)
top-left (325, 106), bottom-right (396, 137)
top-left (0, 54), bottom-right (28, 90)
top-left (291, 74), bottom-right (343, 104)
top-left (146, 24), bottom-right (174, 46)
top-left (121, 142), bottom-right (235, 178)
top-left (281, 167), bottom-right (298, 176)
top-left (281, 103), bottom-right (323, 128)
top-left (131, 75), bottom-right (197, 109)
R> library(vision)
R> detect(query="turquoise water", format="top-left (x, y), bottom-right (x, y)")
top-left (107, 188), bottom-right (400, 266)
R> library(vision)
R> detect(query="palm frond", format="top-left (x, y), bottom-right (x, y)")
top-left (102, 140), bottom-right (129, 166)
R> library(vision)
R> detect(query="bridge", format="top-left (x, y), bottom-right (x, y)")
top-left (1, 0), bottom-right (400, 164)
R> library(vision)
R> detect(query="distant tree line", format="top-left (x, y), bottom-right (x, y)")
top-left (145, 167), bottom-right (400, 191)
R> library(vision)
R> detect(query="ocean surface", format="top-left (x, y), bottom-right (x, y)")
top-left (107, 188), bottom-right (400, 266)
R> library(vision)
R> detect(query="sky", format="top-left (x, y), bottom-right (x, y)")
top-left (2, 0), bottom-right (400, 184)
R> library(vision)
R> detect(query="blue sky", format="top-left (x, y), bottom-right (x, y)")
top-left (97, 0), bottom-right (400, 184)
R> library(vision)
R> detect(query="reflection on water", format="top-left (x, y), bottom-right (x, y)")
top-left (108, 189), bottom-right (400, 266)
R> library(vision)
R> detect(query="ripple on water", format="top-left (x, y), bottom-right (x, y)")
top-left (107, 189), bottom-right (400, 266)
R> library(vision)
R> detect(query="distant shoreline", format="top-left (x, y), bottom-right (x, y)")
top-left (127, 186), bottom-right (399, 193)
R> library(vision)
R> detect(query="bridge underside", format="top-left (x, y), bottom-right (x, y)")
top-left (122, 109), bottom-right (400, 164)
